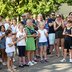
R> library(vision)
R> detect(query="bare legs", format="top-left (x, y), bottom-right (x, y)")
top-left (55, 38), bottom-right (64, 57)
top-left (40, 46), bottom-right (47, 60)
top-left (61, 38), bottom-right (64, 56)
top-left (50, 45), bottom-right (54, 55)
top-left (55, 39), bottom-right (60, 57)
top-left (27, 51), bottom-right (35, 62)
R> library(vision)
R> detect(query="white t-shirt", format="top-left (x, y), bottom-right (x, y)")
top-left (11, 25), bottom-right (17, 33)
top-left (38, 29), bottom-right (47, 42)
top-left (0, 31), bottom-right (5, 36)
top-left (5, 37), bottom-right (15, 53)
top-left (4, 23), bottom-right (10, 30)
top-left (16, 31), bottom-right (26, 46)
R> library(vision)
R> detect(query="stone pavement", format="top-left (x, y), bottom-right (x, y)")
top-left (0, 54), bottom-right (72, 72)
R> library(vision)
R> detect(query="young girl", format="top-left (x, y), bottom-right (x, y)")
top-left (0, 25), bottom-right (7, 65)
top-left (5, 30), bottom-right (21, 72)
top-left (38, 23), bottom-right (48, 63)
top-left (16, 24), bottom-right (28, 67)
top-left (61, 20), bottom-right (72, 62)
top-left (5, 30), bottom-right (16, 72)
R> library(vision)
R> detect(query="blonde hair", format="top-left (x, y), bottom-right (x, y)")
top-left (39, 22), bottom-right (45, 28)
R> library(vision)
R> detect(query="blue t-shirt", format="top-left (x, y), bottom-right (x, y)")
top-left (21, 19), bottom-right (26, 25)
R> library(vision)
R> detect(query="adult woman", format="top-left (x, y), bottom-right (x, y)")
top-left (54, 14), bottom-right (64, 57)
top-left (0, 25), bottom-right (7, 65)
top-left (11, 18), bottom-right (17, 35)
top-left (25, 19), bottom-right (37, 66)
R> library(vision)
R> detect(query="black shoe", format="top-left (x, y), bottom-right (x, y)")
top-left (0, 67), bottom-right (2, 70)
top-left (19, 65), bottom-right (24, 68)
top-left (47, 52), bottom-right (51, 55)
top-left (44, 60), bottom-right (48, 62)
top-left (36, 55), bottom-right (40, 59)
top-left (23, 64), bottom-right (29, 67)
top-left (40, 60), bottom-right (44, 63)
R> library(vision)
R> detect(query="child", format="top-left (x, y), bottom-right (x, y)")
top-left (16, 24), bottom-right (28, 67)
top-left (5, 30), bottom-right (21, 72)
top-left (5, 30), bottom-right (16, 72)
top-left (61, 20), bottom-right (72, 62)
top-left (38, 23), bottom-right (48, 63)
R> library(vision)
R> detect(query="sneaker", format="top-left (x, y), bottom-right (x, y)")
top-left (40, 60), bottom-right (44, 63)
top-left (32, 60), bottom-right (37, 64)
top-left (23, 64), bottom-right (29, 67)
top-left (19, 64), bottom-right (24, 68)
top-left (70, 59), bottom-right (72, 63)
top-left (36, 55), bottom-right (40, 59)
top-left (28, 61), bottom-right (34, 66)
top-left (13, 58), bottom-right (15, 62)
top-left (2, 62), bottom-right (7, 65)
top-left (44, 60), bottom-right (48, 62)
top-left (60, 59), bottom-right (66, 62)
top-left (12, 65), bottom-right (16, 69)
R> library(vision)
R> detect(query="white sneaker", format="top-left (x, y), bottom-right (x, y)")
top-left (13, 58), bottom-right (15, 62)
top-left (28, 61), bottom-right (34, 66)
top-left (60, 59), bottom-right (66, 62)
top-left (32, 60), bottom-right (37, 64)
top-left (70, 59), bottom-right (72, 63)
top-left (12, 65), bottom-right (16, 69)
top-left (2, 62), bottom-right (7, 65)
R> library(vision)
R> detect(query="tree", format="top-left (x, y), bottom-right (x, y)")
top-left (0, 0), bottom-right (69, 18)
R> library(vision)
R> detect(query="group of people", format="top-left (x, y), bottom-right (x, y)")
top-left (0, 12), bottom-right (72, 72)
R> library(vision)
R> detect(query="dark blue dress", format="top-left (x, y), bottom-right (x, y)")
top-left (0, 32), bottom-right (6, 49)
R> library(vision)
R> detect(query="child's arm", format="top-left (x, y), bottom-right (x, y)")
top-left (63, 28), bottom-right (66, 35)
top-left (45, 32), bottom-right (48, 37)
top-left (63, 28), bottom-right (71, 36)
top-left (68, 28), bottom-right (72, 37)
top-left (37, 31), bottom-right (40, 38)
top-left (15, 35), bottom-right (26, 44)
top-left (44, 30), bottom-right (48, 37)
top-left (8, 43), bottom-right (14, 47)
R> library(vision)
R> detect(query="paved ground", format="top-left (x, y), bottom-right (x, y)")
top-left (0, 53), bottom-right (72, 72)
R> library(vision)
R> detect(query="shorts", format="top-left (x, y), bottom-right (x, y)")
top-left (49, 33), bottom-right (55, 45)
top-left (7, 52), bottom-right (14, 57)
top-left (38, 42), bottom-right (48, 47)
top-left (18, 46), bottom-right (26, 57)
top-left (55, 31), bottom-right (64, 39)
top-left (64, 38), bottom-right (72, 49)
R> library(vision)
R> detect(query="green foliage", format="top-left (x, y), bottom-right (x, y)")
top-left (0, 0), bottom-right (70, 18)
top-left (66, 0), bottom-right (72, 5)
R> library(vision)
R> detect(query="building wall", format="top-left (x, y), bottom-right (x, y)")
top-left (57, 3), bottom-right (72, 17)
